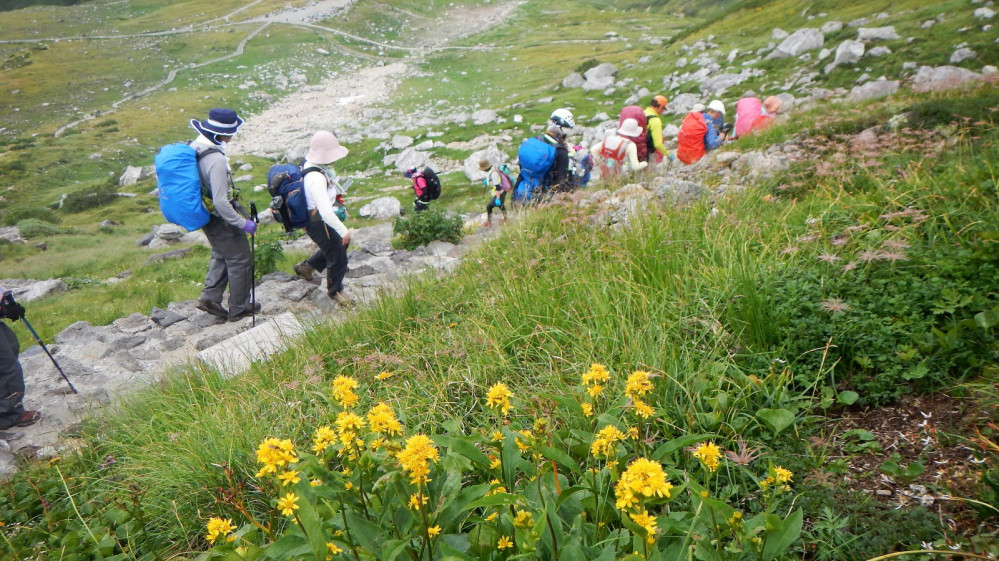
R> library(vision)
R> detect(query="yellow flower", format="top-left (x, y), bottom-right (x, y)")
top-left (692, 442), bottom-right (722, 473)
top-left (485, 512), bottom-right (499, 522)
top-left (760, 476), bottom-right (775, 490)
top-left (631, 509), bottom-right (658, 544)
top-left (312, 426), bottom-right (337, 454)
top-left (255, 438), bottom-right (298, 477)
top-left (367, 402), bottom-right (403, 435)
top-left (485, 382), bottom-right (513, 415)
top-left (590, 425), bottom-right (626, 458)
top-left (633, 399), bottom-right (655, 419)
top-left (276, 493), bottom-right (300, 517)
top-left (277, 470), bottom-right (301, 486)
top-left (586, 384), bottom-right (605, 398)
top-left (397, 434), bottom-right (439, 484)
top-left (489, 454), bottom-right (501, 470)
top-left (628, 427), bottom-right (639, 439)
top-left (335, 411), bottom-right (366, 433)
top-left (625, 370), bottom-right (653, 399)
top-left (497, 536), bottom-right (514, 550)
top-left (408, 493), bottom-right (428, 509)
top-left (375, 371), bottom-right (393, 380)
top-left (486, 479), bottom-right (508, 495)
top-left (427, 525), bottom-right (442, 537)
top-left (581, 403), bottom-right (594, 417)
top-left (331, 375), bottom-right (360, 408)
top-left (514, 510), bottom-right (533, 528)
top-left (774, 466), bottom-right (793, 484)
top-left (581, 363), bottom-right (610, 386)
top-left (614, 458), bottom-right (673, 510)
top-left (310, 478), bottom-right (323, 487)
top-left (205, 517), bottom-right (236, 544)
top-left (326, 542), bottom-right (343, 559)
top-left (491, 431), bottom-right (504, 442)
top-left (344, 482), bottom-right (354, 490)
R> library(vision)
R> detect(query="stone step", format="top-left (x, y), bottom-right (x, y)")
top-left (198, 312), bottom-right (307, 378)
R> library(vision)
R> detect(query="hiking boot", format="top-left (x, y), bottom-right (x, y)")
top-left (196, 299), bottom-right (228, 318)
top-left (0, 410), bottom-right (41, 430)
top-left (331, 292), bottom-right (354, 308)
top-left (229, 303), bottom-right (262, 322)
top-left (293, 262), bottom-right (315, 282)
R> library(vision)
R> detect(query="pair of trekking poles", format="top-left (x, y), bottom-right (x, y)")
top-left (2, 292), bottom-right (77, 394)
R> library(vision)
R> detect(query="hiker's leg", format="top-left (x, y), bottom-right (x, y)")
top-left (209, 221), bottom-right (252, 317)
top-left (306, 222), bottom-right (348, 296)
top-left (200, 216), bottom-right (230, 303)
top-left (0, 322), bottom-right (25, 428)
top-left (305, 249), bottom-right (328, 273)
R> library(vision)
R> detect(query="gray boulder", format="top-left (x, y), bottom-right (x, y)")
top-left (390, 135), bottom-right (414, 150)
top-left (912, 65), bottom-right (983, 92)
top-left (847, 79), bottom-right (899, 101)
top-left (772, 28), bottom-right (789, 40)
top-left (393, 148), bottom-right (430, 172)
top-left (0, 226), bottom-right (24, 244)
top-left (155, 223), bottom-right (187, 242)
top-left (974, 7), bottom-right (995, 19)
top-left (857, 26), bottom-right (900, 41)
top-left (820, 21), bottom-right (843, 34)
top-left (472, 110), bottom-right (499, 125)
top-left (768, 28), bottom-right (824, 59)
top-left (950, 48), bottom-right (976, 64)
top-left (464, 146), bottom-right (508, 182)
top-left (119, 166), bottom-right (143, 186)
top-left (667, 93), bottom-right (702, 115)
top-left (562, 72), bottom-right (585, 88)
top-left (8, 279), bottom-right (68, 302)
top-left (825, 40), bottom-right (865, 73)
top-left (867, 46), bottom-right (892, 57)
top-left (582, 63), bottom-right (618, 91)
top-left (358, 197), bottom-right (402, 220)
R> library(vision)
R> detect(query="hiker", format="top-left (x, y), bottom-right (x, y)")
top-left (703, 100), bottom-right (730, 146)
top-left (480, 159), bottom-right (513, 226)
top-left (0, 287), bottom-right (40, 431)
top-left (405, 167), bottom-right (441, 212)
top-left (569, 145), bottom-right (594, 188)
top-left (618, 105), bottom-right (649, 162)
top-left (514, 109), bottom-right (573, 201)
top-left (643, 95), bottom-right (671, 163)
top-left (291, 131), bottom-right (353, 307)
top-left (734, 94), bottom-right (782, 138)
top-left (190, 108), bottom-right (260, 322)
top-left (589, 118), bottom-right (649, 179)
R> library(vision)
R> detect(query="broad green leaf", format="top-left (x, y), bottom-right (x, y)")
top-left (975, 308), bottom-right (999, 328)
top-left (258, 534), bottom-right (310, 560)
top-left (903, 364), bottom-right (929, 380)
top-left (538, 445), bottom-right (583, 475)
top-left (761, 508), bottom-right (803, 561)
top-left (380, 539), bottom-right (410, 561)
top-left (755, 408), bottom-right (795, 434)
top-left (294, 483), bottom-right (328, 560)
top-left (435, 435), bottom-right (491, 469)
top-left (837, 391), bottom-right (859, 405)
top-left (346, 512), bottom-right (385, 556)
top-left (651, 433), bottom-right (719, 460)
top-left (464, 492), bottom-right (518, 509)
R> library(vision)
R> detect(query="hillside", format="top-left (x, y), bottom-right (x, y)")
top-left (0, 0), bottom-right (998, 560)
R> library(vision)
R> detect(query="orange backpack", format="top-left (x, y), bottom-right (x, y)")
top-left (676, 111), bottom-right (707, 165)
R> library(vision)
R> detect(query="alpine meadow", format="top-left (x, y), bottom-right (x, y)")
top-left (0, 0), bottom-right (997, 560)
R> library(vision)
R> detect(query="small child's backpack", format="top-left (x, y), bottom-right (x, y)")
top-left (267, 163), bottom-right (322, 232)
top-left (154, 143), bottom-right (221, 231)
top-left (495, 164), bottom-right (514, 191)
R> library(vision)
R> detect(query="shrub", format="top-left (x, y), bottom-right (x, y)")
top-left (61, 180), bottom-right (120, 213)
top-left (392, 209), bottom-right (463, 250)
top-left (0, 205), bottom-right (60, 226)
top-left (17, 218), bottom-right (65, 238)
top-left (253, 239), bottom-right (284, 279)
top-left (906, 90), bottom-right (999, 131)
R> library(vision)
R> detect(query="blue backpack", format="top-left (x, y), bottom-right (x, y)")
top-left (267, 163), bottom-right (321, 232)
top-left (515, 136), bottom-right (556, 201)
top-left (154, 143), bottom-right (220, 231)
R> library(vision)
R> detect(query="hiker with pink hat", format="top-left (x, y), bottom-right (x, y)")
top-left (734, 92), bottom-right (782, 139)
top-left (291, 131), bottom-right (354, 308)
top-left (588, 118), bottom-right (649, 181)
top-left (190, 107), bottom-right (261, 322)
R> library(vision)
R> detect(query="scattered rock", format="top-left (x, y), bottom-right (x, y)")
top-left (950, 47), bottom-right (977, 64)
top-left (847, 79), bottom-right (899, 101)
top-left (911, 65), bottom-right (983, 92)
top-left (768, 28), bottom-right (824, 59)
top-left (358, 197), bottom-right (402, 219)
top-left (857, 26), bottom-right (900, 41)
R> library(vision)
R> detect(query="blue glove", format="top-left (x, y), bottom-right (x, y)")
top-left (242, 220), bottom-right (258, 235)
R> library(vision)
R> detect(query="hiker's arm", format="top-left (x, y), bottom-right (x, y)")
top-left (626, 142), bottom-right (648, 172)
top-left (204, 155), bottom-right (248, 228)
top-left (414, 177), bottom-right (427, 197)
top-left (704, 124), bottom-right (724, 150)
top-left (305, 172), bottom-right (348, 238)
top-left (589, 142), bottom-right (602, 161)
top-left (648, 118), bottom-right (668, 157)
top-left (552, 146), bottom-right (570, 187)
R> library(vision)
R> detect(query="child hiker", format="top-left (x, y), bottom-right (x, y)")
top-left (480, 159), bottom-right (512, 226)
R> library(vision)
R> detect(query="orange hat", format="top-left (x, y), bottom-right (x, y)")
top-left (652, 95), bottom-right (668, 108)
top-left (764, 96), bottom-right (782, 114)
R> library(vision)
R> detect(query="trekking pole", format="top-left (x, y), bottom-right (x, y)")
top-left (20, 315), bottom-right (78, 394)
top-left (249, 202), bottom-right (258, 328)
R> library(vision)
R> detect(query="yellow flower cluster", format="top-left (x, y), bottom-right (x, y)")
top-left (761, 465), bottom-right (794, 492)
top-left (625, 370), bottom-right (655, 419)
top-left (408, 492), bottom-right (428, 510)
top-left (331, 375), bottom-right (360, 408)
top-left (255, 438), bottom-right (298, 477)
top-left (326, 542), bottom-right (342, 560)
top-left (692, 442), bottom-right (722, 473)
top-left (312, 426), bottom-right (337, 454)
top-left (485, 382), bottom-right (513, 415)
top-left (630, 509), bottom-right (658, 544)
top-left (397, 434), bottom-right (439, 484)
top-left (582, 363), bottom-right (610, 400)
top-left (205, 517), bottom-right (236, 544)
top-left (367, 402), bottom-right (403, 435)
top-left (614, 458), bottom-right (673, 510)
top-left (514, 509), bottom-right (534, 528)
top-left (590, 425), bottom-right (626, 458)
top-left (375, 371), bottom-right (393, 380)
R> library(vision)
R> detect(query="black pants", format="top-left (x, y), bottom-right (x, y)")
top-left (486, 191), bottom-right (507, 219)
top-left (0, 322), bottom-right (25, 428)
top-left (414, 195), bottom-right (431, 212)
top-left (305, 221), bottom-right (348, 296)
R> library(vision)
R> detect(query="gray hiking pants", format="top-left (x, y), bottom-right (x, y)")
top-left (200, 215), bottom-right (253, 317)
top-left (0, 321), bottom-right (26, 428)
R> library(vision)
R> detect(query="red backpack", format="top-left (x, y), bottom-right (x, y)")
top-left (598, 135), bottom-right (631, 178)
top-left (618, 105), bottom-right (648, 161)
top-left (676, 111), bottom-right (707, 165)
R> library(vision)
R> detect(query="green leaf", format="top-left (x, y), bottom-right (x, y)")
top-left (538, 445), bottom-right (583, 475)
top-left (435, 435), bottom-right (491, 469)
top-left (975, 309), bottom-right (999, 329)
top-left (464, 492), bottom-right (518, 510)
top-left (902, 364), bottom-right (928, 380)
top-left (380, 539), bottom-right (410, 561)
top-left (346, 512), bottom-right (385, 556)
top-left (837, 391), bottom-right (859, 405)
top-left (755, 408), bottom-right (795, 434)
top-left (651, 433), bottom-right (719, 460)
top-left (259, 534), bottom-right (311, 560)
top-left (761, 508), bottom-right (802, 561)
top-left (294, 483), bottom-right (328, 560)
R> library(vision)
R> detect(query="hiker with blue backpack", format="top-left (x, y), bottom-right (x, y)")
top-left (290, 131), bottom-right (354, 308)
top-left (479, 159), bottom-right (513, 226)
top-left (186, 108), bottom-right (260, 322)
top-left (514, 108), bottom-right (574, 202)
